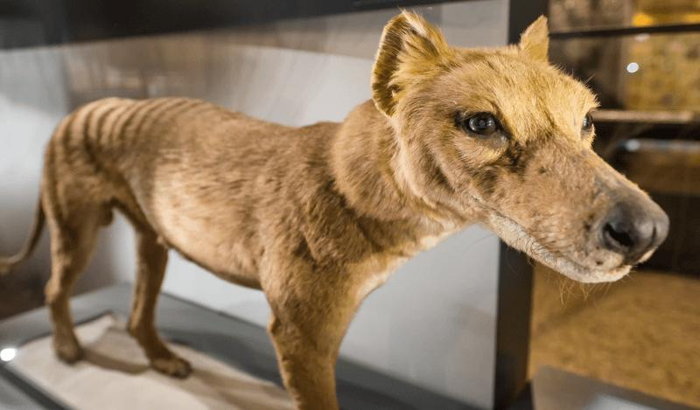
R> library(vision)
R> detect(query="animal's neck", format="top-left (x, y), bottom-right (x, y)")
top-left (330, 100), bottom-right (465, 238)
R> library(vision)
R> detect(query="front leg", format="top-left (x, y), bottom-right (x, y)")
top-left (265, 272), bottom-right (363, 410)
top-left (268, 314), bottom-right (341, 410)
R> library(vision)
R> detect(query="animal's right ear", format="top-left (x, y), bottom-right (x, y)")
top-left (518, 16), bottom-right (549, 62)
top-left (372, 11), bottom-right (451, 117)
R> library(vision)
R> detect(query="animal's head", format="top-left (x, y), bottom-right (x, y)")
top-left (371, 12), bottom-right (669, 283)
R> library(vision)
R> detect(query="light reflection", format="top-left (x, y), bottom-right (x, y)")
top-left (0, 347), bottom-right (17, 362)
top-left (626, 62), bottom-right (640, 74)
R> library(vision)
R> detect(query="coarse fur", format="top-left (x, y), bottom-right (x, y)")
top-left (0, 12), bottom-right (667, 409)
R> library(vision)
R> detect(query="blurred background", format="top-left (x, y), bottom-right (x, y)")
top-left (0, 0), bottom-right (698, 409)
top-left (531, 1), bottom-right (700, 408)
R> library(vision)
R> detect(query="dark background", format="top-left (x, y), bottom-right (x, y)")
top-left (0, 0), bottom-right (466, 49)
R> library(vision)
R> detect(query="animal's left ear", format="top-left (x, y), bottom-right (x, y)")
top-left (518, 16), bottom-right (549, 62)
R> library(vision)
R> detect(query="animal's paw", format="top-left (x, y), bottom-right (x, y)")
top-left (151, 355), bottom-right (192, 378)
top-left (53, 337), bottom-right (84, 364)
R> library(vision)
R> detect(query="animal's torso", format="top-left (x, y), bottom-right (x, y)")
top-left (48, 97), bottom-right (458, 292)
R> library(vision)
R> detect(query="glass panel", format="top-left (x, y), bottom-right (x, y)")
top-left (550, 0), bottom-right (700, 31)
top-left (534, 4), bottom-right (700, 410)
top-left (551, 33), bottom-right (700, 111)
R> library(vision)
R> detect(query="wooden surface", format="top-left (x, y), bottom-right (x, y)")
top-left (529, 264), bottom-right (700, 409)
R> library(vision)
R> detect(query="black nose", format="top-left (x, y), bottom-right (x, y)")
top-left (600, 202), bottom-right (669, 263)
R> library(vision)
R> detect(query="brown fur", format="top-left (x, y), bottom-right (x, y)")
top-left (0, 12), bottom-right (667, 409)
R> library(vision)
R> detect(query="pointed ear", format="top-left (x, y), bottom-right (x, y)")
top-left (372, 11), bottom-right (451, 117)
top-left (519, 16), bottom-right (549, 62)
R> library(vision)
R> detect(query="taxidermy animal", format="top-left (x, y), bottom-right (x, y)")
top-left (1, 12), bottom-right (668, 410)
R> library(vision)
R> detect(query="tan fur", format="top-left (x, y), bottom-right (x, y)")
top-left (0, 12), bottom-right (667, 409)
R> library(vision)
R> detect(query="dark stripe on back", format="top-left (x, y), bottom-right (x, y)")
top-left (47, 114), bottom-right (78, 225)
top-left (80, 106), bottom-right (98, 170)
top-left (88, 103), bottom-right (122, 174)
top-left (110, 99), bottom-right (148, 144)
top-left (95, 101), bottom-right (124, 149)
top-left (129, 99), bottom-right (178, 139)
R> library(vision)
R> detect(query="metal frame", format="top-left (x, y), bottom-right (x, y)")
top-left (492, 1), bottom-right (549, 409)
top-left (0, 0), bottom-right (469, 49)
top-left (551, 22), bottom-right (700, 39)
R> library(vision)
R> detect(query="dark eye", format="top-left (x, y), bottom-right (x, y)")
top-left (582, 112), bottom-right (593, 133)
top-left (459, 113), bottom-right (500, 136)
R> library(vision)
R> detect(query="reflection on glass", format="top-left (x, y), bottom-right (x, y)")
top-left (549, 0), bottom-right (700, 31)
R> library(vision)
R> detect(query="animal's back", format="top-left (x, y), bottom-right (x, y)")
top-left (45, 97), bottom-right (312, 287)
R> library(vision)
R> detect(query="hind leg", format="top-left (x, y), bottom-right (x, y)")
top-left (127, 228), bottom-right (191, 378)
top-left (44, 205), bottom-right (101, 364)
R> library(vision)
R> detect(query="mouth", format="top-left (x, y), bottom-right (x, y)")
top-left (484, 211), bottom-right (631, 283)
